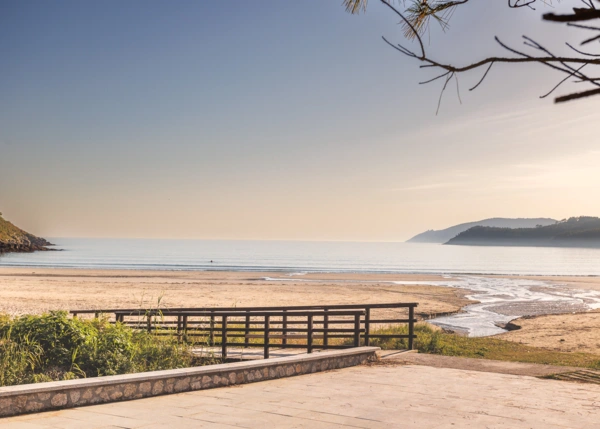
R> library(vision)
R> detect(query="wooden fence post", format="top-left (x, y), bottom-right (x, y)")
top-left (177, 315), bottom-right (182, 341)
top-left (209, 314), bottom-right (215, 346)
top-left (323, 309), bottom-right (329, 349)
top-left (307, 314), bottom-right (314, 353)
top-left (183, 315), bottom-right (188, 343)
top-left (354, 313), bottom-right (361, 347)
top-left (264, 315), bottom-right (270, 359)
top-left (408, 306), bottom-right (415, 351)
top-left (364, 307), bottom-right (371, 346)
top-left (282, 310), bottom-right (288, 346)
top-left (221, 315), bottom-right (228, 361)
top-left (245, 312), bottom-right (250, 348)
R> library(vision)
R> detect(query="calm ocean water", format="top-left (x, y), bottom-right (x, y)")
top-left (2, 238), bottom-right (600, 336)
top-left (0, 238), bottom-right (599, 276)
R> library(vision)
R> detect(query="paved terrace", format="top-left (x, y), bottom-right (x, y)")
top-left (3, 360), bottom-right (599, 428)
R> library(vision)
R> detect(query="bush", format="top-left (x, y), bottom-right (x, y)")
top-left (2, 311), bottom-right (96, 371)
top-left (77, 318), bottom-right (194, 376)
top-left (364, 323), bottom-right (447, 352)
top-left (0, 338), bottom-right (42, 386)
top-left (0, 311), bottom-right (198, 387)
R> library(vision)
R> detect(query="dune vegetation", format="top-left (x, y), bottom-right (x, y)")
top-left (0, 311), bottom-right (206, 387)
top-left (364, 323), bottom-right (600, 369)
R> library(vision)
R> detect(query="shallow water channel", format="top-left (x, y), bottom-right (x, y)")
top-left (265, 274), bottom-right (600, 337)
top-left (424, 276), bottom-right (600, 337)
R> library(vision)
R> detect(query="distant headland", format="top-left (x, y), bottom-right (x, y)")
top-left (446, 216), bottom-right (600, 248)
top-left (407, 218), bottom-right (557, 244)
top-left (0, 212), bottom-right (53, 254)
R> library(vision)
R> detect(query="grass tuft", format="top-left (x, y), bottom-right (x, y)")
top-left (364, 323), bottom-right (600, 369)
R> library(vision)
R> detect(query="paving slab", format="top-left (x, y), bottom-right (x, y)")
top-left (2, 364), bottom-right (599, 428)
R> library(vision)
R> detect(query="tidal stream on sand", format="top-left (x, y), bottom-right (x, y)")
top-left (270, 275), bottom-right (600, 337)
top-left (402, 276), bottom-right (600, 336)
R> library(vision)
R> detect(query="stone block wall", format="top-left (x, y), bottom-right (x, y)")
top-left (0, 347), bottom-right (379, 418)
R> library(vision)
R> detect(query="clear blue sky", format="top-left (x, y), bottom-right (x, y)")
top-left (1, 1), bottom-right (597, 240)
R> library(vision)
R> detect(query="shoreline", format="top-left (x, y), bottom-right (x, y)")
top-left (1, 264), bottom-right (599, 278)
top-left (0, 245), bottom-right (55, 254)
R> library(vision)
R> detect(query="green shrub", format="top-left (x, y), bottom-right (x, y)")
top-left (364, 323), bottom-right (447, 352)
top-left (0, 312), bottom-right (199, 387)
top-left (76, 318), bottom-right (193, 376)
top-left (76, 319), bottom-right (137, 376)
top-left (0, 337), bottom-right (42, 386)
top-left (128, 332), bottom-right (193, 372)
top-left (2, 311), bottom-right (95, 371)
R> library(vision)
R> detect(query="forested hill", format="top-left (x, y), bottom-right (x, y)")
top-left (446, 217), bottom-right (600, 248)
top-left (407, 218), bottom-right (557, 244)
top-left (0, 213), bottom-right (52, 253)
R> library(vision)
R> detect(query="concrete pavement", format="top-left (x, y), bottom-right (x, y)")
top-left (2, 363), bottom-right (599, 428)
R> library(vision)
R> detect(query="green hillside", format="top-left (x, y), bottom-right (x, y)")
top-left (407, 218), bottom-right (557, 243)
top-left (446, 216), bottom-right (600, 248)
top-left (0, 212), bottom-right (52, 253)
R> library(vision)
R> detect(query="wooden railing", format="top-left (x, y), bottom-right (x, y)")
top-left (71, 303), bottom-right (418, 359)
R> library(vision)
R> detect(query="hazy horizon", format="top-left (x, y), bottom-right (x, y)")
top-left (2, 1), bottom-right (598, 242)
top-left (4, 213), bottom-right (593, 243)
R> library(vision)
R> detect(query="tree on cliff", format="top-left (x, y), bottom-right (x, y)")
top-left (344, 0), bottom-right (600, 105)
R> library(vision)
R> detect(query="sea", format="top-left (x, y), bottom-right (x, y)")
top-left (1, 238), bottom-right (600, 337)
top-left (1, 238), bottom-right (599, 275)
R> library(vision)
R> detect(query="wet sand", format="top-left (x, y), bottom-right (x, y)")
top-left (497, 310), bottom-right (600, 355)
top-left (500, 275), bottom-right (600, 292)
top-left (483, 275), bottom-right (600, 354)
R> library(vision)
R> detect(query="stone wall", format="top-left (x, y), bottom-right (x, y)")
top-left (0, 347), bottom-right (379, 418)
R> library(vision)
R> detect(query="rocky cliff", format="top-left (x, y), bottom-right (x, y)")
top-left (0, 212), bottom-right (53, 253)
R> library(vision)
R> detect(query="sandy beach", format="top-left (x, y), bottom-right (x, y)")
top-left (0, 268), bottom-right (470, 318)
top-left (1, 268), bottom-right (600, 354)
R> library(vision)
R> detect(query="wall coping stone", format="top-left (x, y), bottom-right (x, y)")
top-left (0, 347), bottom-right (380, 398)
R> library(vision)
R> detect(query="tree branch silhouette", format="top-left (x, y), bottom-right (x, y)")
top-left (346, 0), bottom-right (600, 105)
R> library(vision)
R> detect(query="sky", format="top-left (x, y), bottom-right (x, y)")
top-left (1, 0), bottom-right (598, 241)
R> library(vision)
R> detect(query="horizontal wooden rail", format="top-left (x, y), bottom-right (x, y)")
top-left (71, 302), bottom-right (418, 315)
top-left (112, 310), bottom-right (365, 317)
top-left (71, 302), bottom-right (418, 356)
